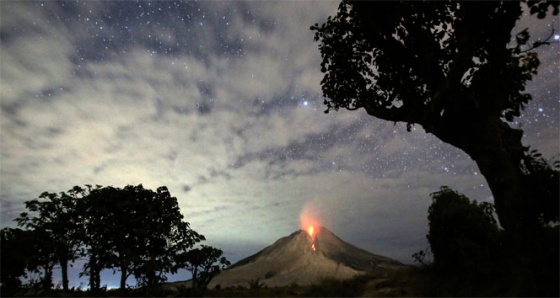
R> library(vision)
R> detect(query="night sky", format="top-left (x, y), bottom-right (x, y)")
top-left (1, 1), bottom-right (558, 288)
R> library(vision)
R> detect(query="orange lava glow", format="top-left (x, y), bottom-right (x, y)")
top-left (300, 202), bottom-right (323, 253)
top-left (300, 211), bottom-right (321, 240)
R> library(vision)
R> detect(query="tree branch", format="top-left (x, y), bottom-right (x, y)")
top-left (361, 100), bottom-right (423, 125)
top-left (519, 28), bottom-right (558, 53)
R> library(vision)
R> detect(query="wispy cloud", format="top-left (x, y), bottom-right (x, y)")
top-left (0, 1), bottom-right (557, 277)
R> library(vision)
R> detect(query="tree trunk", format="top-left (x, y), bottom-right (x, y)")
top-left (88, 254), bottom-right (100, 291)
top-left (192, 268), bottom-right (198, 289)
top-left (467, 122), bottom-right (528, 232)
top-left (430, 114), bottom-right (537, 234)
top-left (90, 255), bottom-right (96, 291)
top-left (120, 264), bottom-right (127, 292)
top-left (60, 257), bottom-right (69, 291)
top-left (430, 113), bottom-right (546, 294)
top-left (89, 268), bottom-right (95, 290)
top-left (43, 265), bottom-right (53, 290)
top-left (94, 268), bottom-right (100, 292)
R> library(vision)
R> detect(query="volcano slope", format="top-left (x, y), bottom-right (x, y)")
top-left (207, 227), bottom-right (405, 288)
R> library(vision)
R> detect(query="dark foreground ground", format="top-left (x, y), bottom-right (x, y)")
top-left (4, 265), bottom-right (543, 297)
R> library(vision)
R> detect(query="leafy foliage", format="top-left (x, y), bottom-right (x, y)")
top-left (130, 186), bottom-right (205, 288)
top-left (427, 187), bottom-right (502, 279)
top-left (311, 1), bottom-right (554, 123)
top-left (8, 184), bottom-right (225, 295)
top-left (311, 0), bottom-right (559, 239)
top-left (246, 278), bottom-right (264, 290)
top-left (1, 228), bottom-right (34, 294)
top-left (75, 184), bottom-right (205, 291)
top-left (423, 186), bottom-right (558, 296)
top-left (176, 245), bottom-right (230, 289)
top-left (16, 190), bottom-right (83, 291)
top-left (519, 147), bottom-right (560, 224)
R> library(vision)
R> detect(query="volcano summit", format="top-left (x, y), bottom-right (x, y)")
top-left (207, 227), bottom-right (405, 288)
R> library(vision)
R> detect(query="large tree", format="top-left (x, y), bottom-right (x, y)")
top-left (79, 184), bottom-right (204, 292)
top-left (311, 1), bottom-right (558, 235)
top-left (74, 184), bottom-right (108, 292)
top-left (132, 186), bottom-right (205, 288)
top-left (16, 189), bottom-right (83, 291)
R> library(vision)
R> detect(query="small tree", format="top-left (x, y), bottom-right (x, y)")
top-left (0, 228), bottom-right (33, 294)
top-left (176, 245), bottom-right (230, 289)
top-left (425, 185), bottom-right (558, 296)
top-left (427, 187), bottom-right (502, 280)
top-left (519, 148), bottom-right (560, 225)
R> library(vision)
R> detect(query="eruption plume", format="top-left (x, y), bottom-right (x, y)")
top-left (300, 202), bottom-right (323, 252)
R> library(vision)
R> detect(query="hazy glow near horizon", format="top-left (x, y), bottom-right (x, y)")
top-left (0, 0), bottom-right (557, 289)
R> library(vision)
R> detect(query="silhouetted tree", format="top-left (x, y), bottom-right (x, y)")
top-left (520, 147), bottom-right (560, 224)
top-left (9, 183), bottom-right (223, 294)
top-left (424, 186), bottom-right (558, 296)
top-left (74, 184), bottom-right (108, 291)
top-left (77, 184), bottom-right (204, 292)
top-left (16, 190), bottom-right (83, 291)
top-left (132, 186), bottom-right (205, 288)
top-left (311, 1), bottom-right (558, 236)
top-left (73, 185), bottom-right (116, 291)
top-left (0, 228), bottom-right (33, 295)
top-left (427, 187), bottom-right (502, 280)
top-left (32, 229), bottom-right (58, 290)
top-left (6, 228), bottom-right (58, 291)
top-left (176, 245), bottom-right (230, 289)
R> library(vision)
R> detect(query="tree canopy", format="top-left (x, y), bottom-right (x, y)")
top-left (4, 184), bottom-right (228, 295)
top-left (76, 184), bottom-right (205, 291)
top-left (176, 245), bottom-right (231, 289)
top-left (311, 0), bottom-right (558, 234)
top-left (16, 190), bottom-right (82, 291)
top-left (1, 228), bottom-right (34, 294)
top-left (427, 187), bottom-right (502, 278)
top-left (420, 186), bottom-right (558, 296)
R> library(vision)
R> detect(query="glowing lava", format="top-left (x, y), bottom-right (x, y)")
top-left (300, 215), bottom-right (320, 240)
top-left (300, 202), bottom-right (323, 253)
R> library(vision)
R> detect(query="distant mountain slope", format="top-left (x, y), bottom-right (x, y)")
top-left (207, 227), bottom-right (405, 288)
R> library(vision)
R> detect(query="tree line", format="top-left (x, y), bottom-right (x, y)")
top-left (1, 184), bottom-right (229, 296)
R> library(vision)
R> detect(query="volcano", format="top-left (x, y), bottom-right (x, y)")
top-left (207, 227), bottom-right (405, 288)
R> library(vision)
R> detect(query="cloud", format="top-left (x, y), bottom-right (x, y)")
top-left (0, 1), bottom-right (555, 273)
